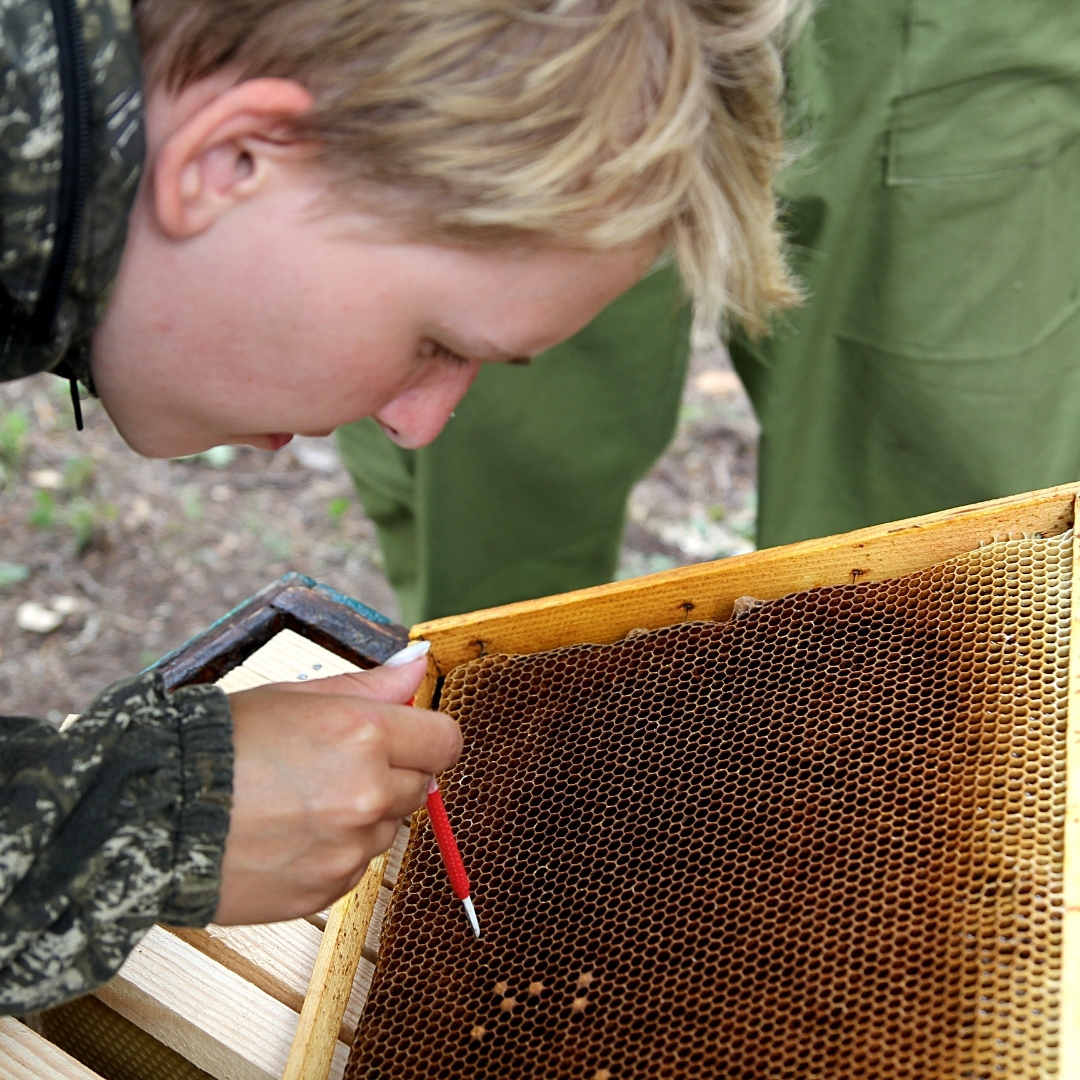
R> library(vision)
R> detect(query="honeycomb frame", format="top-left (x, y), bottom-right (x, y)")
top-left (348, 532), bottom-right (1072, 1079)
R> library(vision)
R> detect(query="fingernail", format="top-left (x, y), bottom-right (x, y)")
top-left (383, 640), bottom-right (431, 668)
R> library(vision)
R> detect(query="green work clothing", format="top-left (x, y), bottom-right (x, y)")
top-left (732, 0), bottom-right (1080, 547)
top-left (337, 265), bottom-right (692, 625)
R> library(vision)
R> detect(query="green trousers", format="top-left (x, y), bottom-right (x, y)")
top-left (732, 0), bottom-right (1080, 548)
top-left (336, 266), bottom-right (692, 624)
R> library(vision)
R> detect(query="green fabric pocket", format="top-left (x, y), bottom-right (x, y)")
top-left (887, 0), bottom-right (1080, 182)
top-left (840, 136), bottom-right (1080, 360)
top-left (834, 0), bottom-right (1080, 360)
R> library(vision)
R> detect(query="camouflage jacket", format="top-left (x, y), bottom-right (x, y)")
top-left (0, 1), bottom-right (236, 1015)
top-left (0, 0), bottom-right (143, 384)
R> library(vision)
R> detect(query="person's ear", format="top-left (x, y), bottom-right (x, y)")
top-left (154, 78), bottom-right (315, 239)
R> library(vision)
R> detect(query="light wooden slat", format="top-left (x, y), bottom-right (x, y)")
top-left (165, 921), bottom-right (324, 1032)
top-left (1062, 497), bottom-right (1080, 1080)
top-left (296, 826), bottom-right (408, 1038)
top-left (169, 915), bottom-right (379, 1047)
top-left (283, 854), bottom-right (388, 1080)
top-left (95, 926), bottom-right (349, 1080)
top-left (341, 824), bottom-right (411, 1029)
top-left (216, 628), bottom-right (361, 694)
top-left (0, 1017), bottom-right (104, 1080)
top-left (212, 666), bottom-right (266, 694)
top-left (348, 958), bottom-right (376, 1034)
top-left (410, 483), bottom-right (1080, 673)
top-left (412, 664), bottom-right (441, 719)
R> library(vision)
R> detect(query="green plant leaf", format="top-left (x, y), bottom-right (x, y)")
top-left (179, 484), bottom-right (203, 521)
top-left (28, 490), bottom-right (56, 529)
top-left (0, 562), bottom-right (30, 588)
top-left (64, 497), bottom-right (98, 553)
top-left (0, 408), bottom-right (30, 467)
top-left (62, 455), bottom-right (95, 491)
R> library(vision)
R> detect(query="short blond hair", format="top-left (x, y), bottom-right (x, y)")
top-left (135, 0), bottom-right (800, 334)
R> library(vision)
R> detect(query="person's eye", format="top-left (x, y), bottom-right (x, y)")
top-left (420, 339), bottom-right (471, 367)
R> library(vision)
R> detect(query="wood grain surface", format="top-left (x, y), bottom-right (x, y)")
top-left (283, 854), bottom-right (388, 1080)
top-left (0, 1017), bottom-right (105, 1080)
top-left (411, 483), bottom-right (1080, 671)
top-left (1062, 494), bottom-right (1080, 1080)
top-left (95, 926), bottom-right (349, 1080)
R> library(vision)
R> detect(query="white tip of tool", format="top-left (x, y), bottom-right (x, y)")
top-left (383, 640), bottom-right (431, 668)
top-left (462, 896), bottom-right (481, 939)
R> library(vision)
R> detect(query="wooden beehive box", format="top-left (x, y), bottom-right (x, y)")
top-left (4, 487), bottom-right (1080, 1080)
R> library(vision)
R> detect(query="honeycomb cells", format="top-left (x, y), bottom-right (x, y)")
top-left (348, 533), bottom-right (1071, 1080)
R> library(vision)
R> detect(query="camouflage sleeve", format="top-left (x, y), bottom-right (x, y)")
top-left (0, 670), bottom-right (233, 1015)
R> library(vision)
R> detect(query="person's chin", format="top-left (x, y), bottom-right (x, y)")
top-left (107, 419), bottom-right (215, 460)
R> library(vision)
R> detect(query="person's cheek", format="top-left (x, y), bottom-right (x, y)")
top-left (373, 360), bottom-right (482, 448)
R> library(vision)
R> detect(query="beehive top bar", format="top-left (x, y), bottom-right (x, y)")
top-left (350, 531), bottom-right (1071, 1080)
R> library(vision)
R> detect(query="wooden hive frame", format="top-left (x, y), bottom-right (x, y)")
top-left (292, 482), bottom-right (1080, 1080)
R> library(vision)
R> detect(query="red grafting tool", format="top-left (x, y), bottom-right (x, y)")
top-left (426, 777), bottom-right (481, 938)
top-left (383, 640), bottom-right (481, 939)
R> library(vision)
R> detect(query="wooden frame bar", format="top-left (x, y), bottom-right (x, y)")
top-left (96, 926), bottom-right (346, 1080)
top-left (293, 481), bottom-right (1080, 1080)
top-left (281, 853), bottom-right (389, 1080)
top-left (413, 483), bottom-right (1079, 673)
top-left (1064, 494), bottom-right (1080, 1080)
top-left (155, 573), bottom-right (409, 688)
top-left (0, 1017), bottom-right (106, 1080)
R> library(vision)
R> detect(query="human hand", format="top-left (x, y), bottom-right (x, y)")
top-left (213, 658), bottom-right (460, 924)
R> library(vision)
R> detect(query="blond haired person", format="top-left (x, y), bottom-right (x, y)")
top-left (0, 0), bottom-right (796, 1012)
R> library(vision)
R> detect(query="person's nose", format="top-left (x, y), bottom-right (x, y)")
top-left (373, 358), bottom-right (482, 448)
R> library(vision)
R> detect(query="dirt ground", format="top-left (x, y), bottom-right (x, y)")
top-left (0, 345), bottom-right (757, 719)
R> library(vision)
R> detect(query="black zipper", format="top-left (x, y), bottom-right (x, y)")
top-left (32, 0), bottom-right (91, 346)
